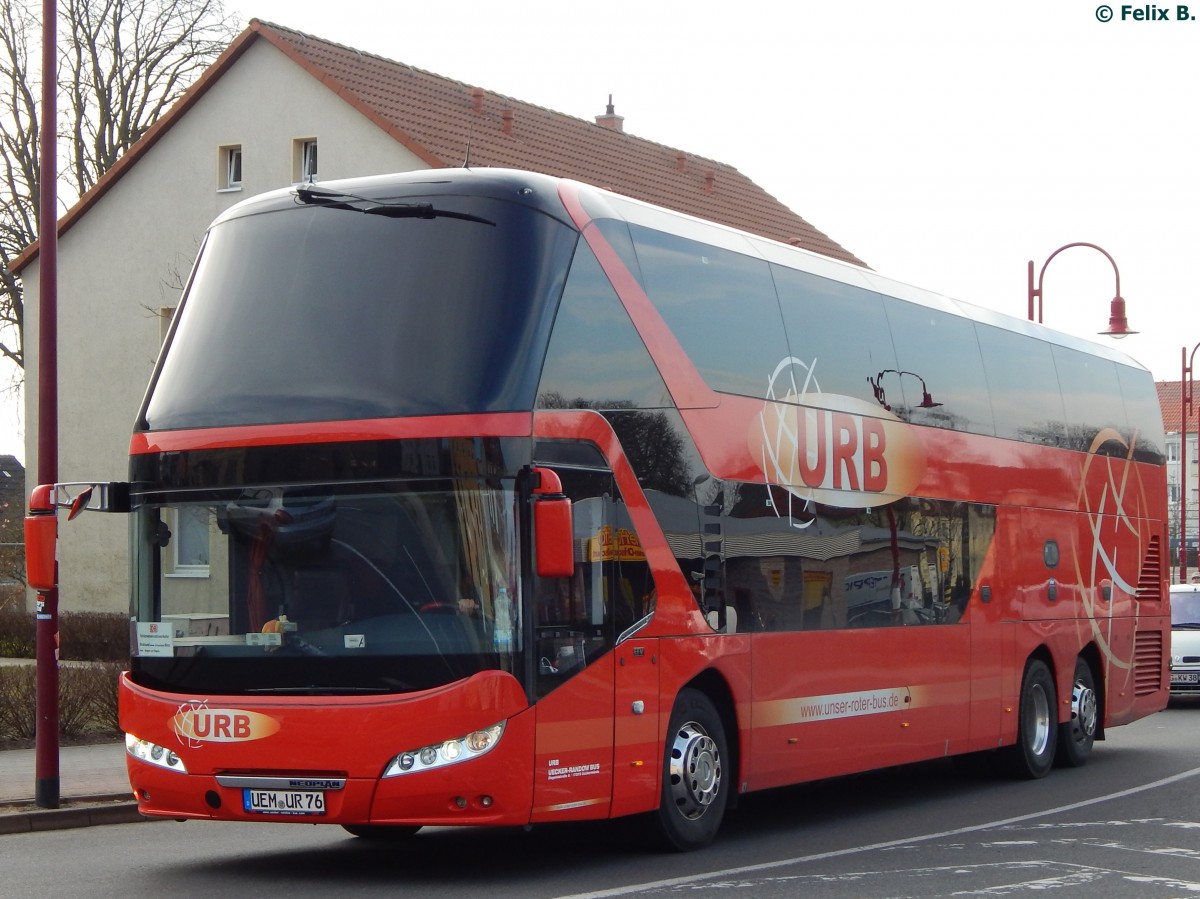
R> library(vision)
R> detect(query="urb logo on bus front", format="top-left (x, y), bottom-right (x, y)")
top-left (172, 700), bottom-right (281, 748)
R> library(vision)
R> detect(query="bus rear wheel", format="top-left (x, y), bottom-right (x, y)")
top-left (654, 688), bottom-right (729, 851)
top-left (1055, 656), bottom-right (1098, 768)
top-left (998, 658), bottom-right (1057, 779)
top-left (342, 824), bottom-right (422, 839)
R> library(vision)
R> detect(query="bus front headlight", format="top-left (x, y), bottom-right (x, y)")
top-left (383, 722), bottom-right (505, 777)
top-left (125, 732), bottom-right (188, 774)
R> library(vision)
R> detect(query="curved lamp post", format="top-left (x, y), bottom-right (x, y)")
top-left (1182, 343), bottom-right (1199, 583)
top-left (1027, 242), bottom-right (1137, 337)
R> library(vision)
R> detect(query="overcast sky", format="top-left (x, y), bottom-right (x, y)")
top-left (8, 0), bottom-right (1197, 464)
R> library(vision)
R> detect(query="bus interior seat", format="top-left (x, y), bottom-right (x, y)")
top-left (706, 607), bottom-right (737, 634)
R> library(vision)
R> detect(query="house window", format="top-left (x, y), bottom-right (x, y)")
top-left (220, 144), bottom-right (242, 190)
top-left (294, 138), bottom-right (318, 182)
top-left (1168, 440), bottom-right (1180, 463)
top-left (159, 306), bottom-right (176, 344)
top-left (167, 506), bottom-right (211, 577)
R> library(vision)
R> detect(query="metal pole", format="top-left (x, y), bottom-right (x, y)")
top-left (1184, 344), bottom-right (1199, 585)
top-left (1183, 348), bottom-right (1189, 585)
top-left (1027, 260), bottom-right (1039, 323)
top-left (35, 0), bottom-right (60, 809)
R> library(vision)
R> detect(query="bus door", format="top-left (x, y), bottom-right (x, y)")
top-left (611, 631), bottom-right (660, 818)
top-left (531, 468), bottom-right (649, 823)
top-left (967, 564), bottom-right (1010, 751)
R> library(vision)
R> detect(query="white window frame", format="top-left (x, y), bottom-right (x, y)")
top-left (294, 137), bottom-right (318, 183)
top-left (219, 144), bottom-right (242, 191)
top-left (164, 507), bottom-right (212, 579)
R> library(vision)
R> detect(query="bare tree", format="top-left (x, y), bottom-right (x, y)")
top-left (0, 0), bottom-right (238, 379)
top-left (0, 0), bottom-right (39, 374)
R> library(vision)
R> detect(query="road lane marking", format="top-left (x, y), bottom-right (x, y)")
top-left (556, 764), bottom-right (1200, 899)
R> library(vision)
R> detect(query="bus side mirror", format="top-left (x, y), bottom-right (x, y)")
top-left (67, 485), bottom-right (94, 521)
top-left (531, 467), bottom-right (574, 578)
top-left (24, 484), bottom-right (58, 592)
top-left (21, 481), bottom-right (130, 592)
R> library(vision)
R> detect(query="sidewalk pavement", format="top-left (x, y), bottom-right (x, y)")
top-left (0, 740), bottom-right (148, 835)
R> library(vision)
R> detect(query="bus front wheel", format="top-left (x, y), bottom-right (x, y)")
top-left (654, 688), bottom-right (729, 851)
top-left (998, 658), bottom-right (1057, 779)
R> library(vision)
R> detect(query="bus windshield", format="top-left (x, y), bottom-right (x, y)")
top-left (130, 479), bottom-right (523, 696)
top-left (141, 191), bottom-right (577, 431)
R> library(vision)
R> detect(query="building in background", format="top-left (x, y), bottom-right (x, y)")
top-left (1158, 380), bottom-right (1198, 580)
top-left (0, 454), bottom-right (26, 594)
top-left (12, 20), bottom-right (862, 613)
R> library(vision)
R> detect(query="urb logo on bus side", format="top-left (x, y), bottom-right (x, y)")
top-left (751, 358), bottom-right (926, 509)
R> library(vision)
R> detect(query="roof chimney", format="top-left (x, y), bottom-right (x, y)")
top-left (471, 87), bottom-right (484, 114)
top-left (501, 108), bottom-right (514, 134)
top-left (595, 94), bottom-right (624, 132)
top-left (704, 170), bottom-right (715, 193)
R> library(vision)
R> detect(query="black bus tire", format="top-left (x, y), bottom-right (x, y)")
top-left (653, 688), bottom-right (730, 851)
top-left (998, 658), bottom-right (1057, 779)
top-left (1055, 656), bottom-right (1098, 768)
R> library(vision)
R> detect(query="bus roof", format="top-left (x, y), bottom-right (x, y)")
top-left (216, 167), bottom-right (1149, 376)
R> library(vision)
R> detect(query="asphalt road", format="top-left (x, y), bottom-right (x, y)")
top-left (5, 696), bottom-right (1199, 898)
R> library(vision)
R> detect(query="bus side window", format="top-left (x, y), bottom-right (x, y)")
top-left (532, 466), bottom-right (654, 695)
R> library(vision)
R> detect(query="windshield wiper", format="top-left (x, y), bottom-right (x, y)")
top-left (294, 186), bottom-right (494, 225)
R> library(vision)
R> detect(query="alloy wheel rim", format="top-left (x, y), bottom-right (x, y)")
top-left (1029, 683), bottom-right (1052, 756)
top-left (668, 722), bottom-right (722, 820)
top-left (1071, 678), bottom-right (1098, 741)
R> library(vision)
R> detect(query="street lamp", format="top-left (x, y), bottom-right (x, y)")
top-left (1027, 242), bottom-right (1138, 337)
top-left (1181, 342), bottom-right (1199, 583)
top-left (868, 370), bottom-right (942, 414)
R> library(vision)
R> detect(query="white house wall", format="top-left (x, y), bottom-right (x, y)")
top-left (24, 39), bottom-right (428, 612)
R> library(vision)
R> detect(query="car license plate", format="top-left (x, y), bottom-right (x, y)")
top-left (243, 788), bottom-right (325, 816)
top-left (1170, 671), bottom-right (1200, 684)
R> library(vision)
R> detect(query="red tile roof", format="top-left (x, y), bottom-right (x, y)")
top-left (1158, 380), bottom-right (1189, 433)
top-left (14, 20), bottom-right (865, 272)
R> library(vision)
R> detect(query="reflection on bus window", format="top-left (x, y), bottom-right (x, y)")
top-left (532, 466), bottom-right (655, 697)
top-left (134, 478), bottom-right (521, 695)
top-left (692, 484), bottom-right (994, 633)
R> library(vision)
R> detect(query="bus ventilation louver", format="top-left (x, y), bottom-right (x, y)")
top-left (1135, 535), bottom-right (1162, 602)
top-left (1133, 629), bottom-right (1164, 696)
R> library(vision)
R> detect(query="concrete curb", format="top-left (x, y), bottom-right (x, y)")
top-left (0, 798), bottom-right (147, 835)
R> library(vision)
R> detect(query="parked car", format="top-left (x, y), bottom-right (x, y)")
top-left (1170, 583), bottom-right (1200, 695)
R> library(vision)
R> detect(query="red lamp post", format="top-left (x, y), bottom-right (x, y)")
top-left (1027, 242), bottom-right (1137, 337)
top-left (35, 0), bottom-right (61, 809)
top-left (1182, 343), bottom-right (1199, 584)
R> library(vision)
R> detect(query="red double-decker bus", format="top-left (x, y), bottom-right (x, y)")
top-left (29, 169), bottom-right (1169, 850)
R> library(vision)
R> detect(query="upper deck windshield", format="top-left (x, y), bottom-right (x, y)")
top-left (131, 478), bottom-right (524, 696)
top-left (141, 187), bottom-right (577, 430)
